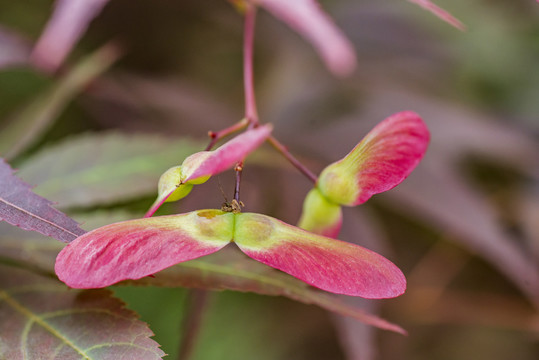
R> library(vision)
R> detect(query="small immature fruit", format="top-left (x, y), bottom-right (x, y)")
top-left (297, 188), bottom-right (342, 238)
top-left (145, 124), bottom-right (273, 217)
top-left (158, 166), bottom-right (193, 203)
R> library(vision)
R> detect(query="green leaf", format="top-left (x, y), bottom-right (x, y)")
top-left (191, 291), bottom-right (342, 360)
top-left (0, 43), bottom-right (120, 160)
top-left (137, 247), bottom-right (406, 334)
top-left (17, 132), bottom-right (202, 208)
top-left (0, 262), bottom-right (164, 359)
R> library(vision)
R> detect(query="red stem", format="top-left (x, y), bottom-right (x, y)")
top-left (177, 289), bottom-right (210, 360)
top-left (205, 118), bottom-right (249, 151)
top-left (267, 136), bottom-right (318, 183)
top-left (233, 162), bottom-right (243, 202)
top-left (244, 4), bottom-right (259, 126)
top-left (242, 2), bottom-right (317, 184)
top-left (228, 3), bottom-right (257, 205)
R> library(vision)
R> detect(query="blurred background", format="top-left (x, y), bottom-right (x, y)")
top-left (1, 0), bottom-right (538, 359)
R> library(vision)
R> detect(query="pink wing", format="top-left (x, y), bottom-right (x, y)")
top-left (234, 213), bottom-right (406, 299)
top-left (56, 210), bottom-right (234, 288)
top-left (318, 111), bottom-right (430, 206)
top-left (183, 124), bottom-right (272, 182)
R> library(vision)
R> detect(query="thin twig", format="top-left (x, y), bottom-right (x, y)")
top-left (267, 136), bottom-right (318, 183)
top-left (243, 3), bottom-right (317, 183)
top-left (177, 289), bottom-right (210, 360)
top-left (226, 3), bottom-right (256, 205)
top-left (243, 4), bottom-right (259, 125)
top-left (233, 161), bottom-right (243, 203)
top-left (205, 118), bottom-right (249, 151)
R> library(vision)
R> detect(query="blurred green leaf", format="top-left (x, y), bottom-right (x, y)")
top-left (0, 43), bottom-right (120, 160)
top-left (18, 131), bottom-right (285, 209)
top-left (0, 68), bottom-right (50, 116)
top-left (191, 291), bottom-right (345, 360)
top-left (17, 132), bottom-right (202, 208)
top-left (0, 262), bottom-right (164, 360)
top-left (112, 287), bottom-right (187, 360)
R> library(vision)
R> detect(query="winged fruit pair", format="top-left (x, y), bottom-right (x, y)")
top-left (55, 111), bottom-right (429, 299)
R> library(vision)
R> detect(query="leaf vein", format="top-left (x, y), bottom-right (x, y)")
top-left (41, 308), bottom-right (134, 322)
top-left (0, 289), bottom-right (91, 359)
top-left (0, 198), bottom-right (80, 239)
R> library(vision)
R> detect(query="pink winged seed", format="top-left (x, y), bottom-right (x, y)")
top-left (309, 216), bottom-right (342, 239)
top-left (55, 211), bottom-right (233, 288)
top-left (318, 111), bottom-right (430, 206)
top-left (234, 213), bottom-right (406, 298)
top-left (144, 188), bottom-right (178, 218)
top-left (183, 124), bottom-right (272, 182)
top-left (56, 210), bottom-right (405, 298)
top-left (144, 125), bottom-right (272, 218)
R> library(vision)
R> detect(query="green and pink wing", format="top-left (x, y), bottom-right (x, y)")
top-left (297, 188), bottom-right (342, 238)
top-left (55, 210), bottom-right (234, 288)
top-left (317, 111), bottom-right (429, 206)
top-left (234, 213), bottom-right (406, 299)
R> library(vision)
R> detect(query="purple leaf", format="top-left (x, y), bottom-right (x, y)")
top-left (31, 0), bottom-right (111, 71)
top-left (0, 159), bottom-right (85, 243)
top-left (254, 0), bottom-right (357, 76)
top-left (0, 263), bottom-right (165, 359)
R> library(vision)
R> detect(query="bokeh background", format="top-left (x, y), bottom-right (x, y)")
top-left (1, 0), bottom-right (538, 359)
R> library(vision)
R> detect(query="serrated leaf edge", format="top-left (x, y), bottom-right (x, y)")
top-left (0, 286), bottom-right (165, 359)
